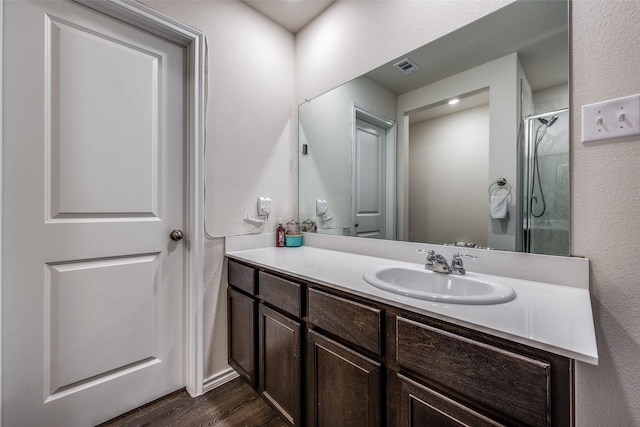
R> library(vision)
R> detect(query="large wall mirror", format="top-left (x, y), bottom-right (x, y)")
top-left (299, 0), bottom-right (569, 256)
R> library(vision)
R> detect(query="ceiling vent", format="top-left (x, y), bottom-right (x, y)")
top-left (393, 58), bottom-right (420, 75)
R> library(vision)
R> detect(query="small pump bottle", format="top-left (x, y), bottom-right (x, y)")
top-left (276, 220), bottom-right (285, 247)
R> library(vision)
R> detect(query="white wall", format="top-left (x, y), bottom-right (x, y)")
top-left (572, 0), bottom-right (640, 424)
top-left (533, 83), bottom-right (569, 114)
top-left (140, 0), bottom-right (295, 381)
top-left (396, 53), bottom-right (523, 250)
top-left (408, 104), bottom-right (490, 246)
top-left (298, 77), bottom-right (396, 232)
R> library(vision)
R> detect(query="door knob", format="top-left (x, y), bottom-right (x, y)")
top-left (170, 229), bottom-right (184, 241)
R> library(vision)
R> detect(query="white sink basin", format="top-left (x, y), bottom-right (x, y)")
top-left (362, 266), bottom-right (516, 305)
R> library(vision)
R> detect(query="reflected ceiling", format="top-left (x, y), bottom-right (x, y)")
top-left (366, 0), bottom-right (567, 95)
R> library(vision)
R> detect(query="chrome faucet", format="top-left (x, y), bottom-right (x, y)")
top-left (417, 250), bottom-right (477, 275)
top-left (450, 252), bottom-right (477, 275)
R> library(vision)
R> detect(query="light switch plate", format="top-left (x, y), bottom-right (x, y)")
top-left (582, 94), bottom-right (640, 143)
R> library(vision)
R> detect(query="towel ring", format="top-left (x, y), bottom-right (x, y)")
top-left (488, 178), bottom-right (512, 200)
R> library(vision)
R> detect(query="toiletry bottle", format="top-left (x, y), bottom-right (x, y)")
top-left (285, 219), bottom-right (303, 247)
top-left (276, 221), bottom-right (285, 247)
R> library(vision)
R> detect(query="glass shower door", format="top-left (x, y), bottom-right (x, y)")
top-left (522, 109), bottom-right (570, 256)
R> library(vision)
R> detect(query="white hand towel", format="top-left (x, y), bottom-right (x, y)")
top-left (490, 195), bottom-right (508, 219)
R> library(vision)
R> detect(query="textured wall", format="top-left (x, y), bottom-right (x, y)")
top-left (142, 0), bottom-right (296, 239)
top-left (572, 0), bottom-right (640, 424)
top-left (140, 0), bottom-right (295, 380)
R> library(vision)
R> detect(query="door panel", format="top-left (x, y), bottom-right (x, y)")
top-left (354, 119), bottom-right (387, 238)
top-left (47, 255), bottom-right (158, 396)
top-left (3, 1), bottom-right (186, 425)
top-left (49, 16), bottom-right (160, 217)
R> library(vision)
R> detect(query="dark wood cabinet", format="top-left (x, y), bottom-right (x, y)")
top-left (307, 330), bottom-right (381, 427)
top-left (259, 271), bottom-right (303, 318)
top-left (226, 258), bottom-right (573, 427)
top-left (395, 373), bottom-right (504, 427)
top-left (307, 288), bottom-right (382, 356)
top-left (227, 287), bottom-right (257, 388)
top-left (395, 316), bottom-right (553, 426)
top-left (392, 314), bottom-right (571, 426)
top-left (228, 261), bottom-right (305, 426)
top-left (258, 303), bottom-right (302, 426)
top-left (228, 260), bottom-right (257, 295)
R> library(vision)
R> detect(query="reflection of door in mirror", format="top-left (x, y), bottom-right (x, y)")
top-left (354, 119), bottom-right (387, 238)
top-left (352, 107), bottom-right (396, 239)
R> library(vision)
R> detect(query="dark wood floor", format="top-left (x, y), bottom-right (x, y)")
top-left (98, 378), bottom-right (288, 427)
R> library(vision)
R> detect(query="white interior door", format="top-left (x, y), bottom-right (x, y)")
top-left (3, 1), bottom-right (186, 425)
top-left (354, 118), bottom-right (387, 238)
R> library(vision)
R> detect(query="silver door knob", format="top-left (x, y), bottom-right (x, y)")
top-left (170, 229), bottom-right (184, 241)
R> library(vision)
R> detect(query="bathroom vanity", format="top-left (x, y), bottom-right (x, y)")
top-left (225, 234), bottom-right (597, 426)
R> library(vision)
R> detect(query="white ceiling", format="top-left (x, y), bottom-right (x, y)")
top-left (242, 0), bottom-right (335, 33)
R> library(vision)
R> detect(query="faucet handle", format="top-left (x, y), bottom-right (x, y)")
top-left (417, 249), bottom-right (437, 270)
top-left (452, 252), bottom-right (477, 261)
top-left (417, 249), bottom-right (437, 261)
top-left (416, 249), bottom-right (435, 254)
top-left (450, 252), bottom-right (477, 275)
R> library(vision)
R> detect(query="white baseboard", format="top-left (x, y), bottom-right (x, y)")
top-left (202, 367), bottom-right (239, 393)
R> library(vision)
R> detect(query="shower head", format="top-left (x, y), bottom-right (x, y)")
top-left (538, 115), bottom-right (559, 127)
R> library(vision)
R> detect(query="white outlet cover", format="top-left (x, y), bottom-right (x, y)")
top-left (582, 94), bottom-right (640, 143)
top-left (257, 196), bottom-right (272, 215)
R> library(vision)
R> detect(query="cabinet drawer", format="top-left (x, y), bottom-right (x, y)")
top-left (258, 271), bottom-right (302, 318)
top-left (228, 260), bottom-right (257, 295)
top-left (396, 316), bottom-right (551, 426)
top-left (308, 288), bottom-right (382, 356)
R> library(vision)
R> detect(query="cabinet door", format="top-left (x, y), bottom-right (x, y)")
top-left (307, 330), bottom-right (381, 427)
top-left (259, 304), bottom-right (302, 426)
top-left (228, 287), bottom-right (257, 388)
top-left (396, 373), bottom-right (504, 427)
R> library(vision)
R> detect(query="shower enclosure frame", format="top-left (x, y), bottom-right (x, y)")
top-left (520, 108), bottom-right (570, 255)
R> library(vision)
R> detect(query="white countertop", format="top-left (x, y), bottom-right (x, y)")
top-left (226, 238), bottom-right (598, 365)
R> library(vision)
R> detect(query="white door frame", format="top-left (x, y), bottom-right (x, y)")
top-left (351, 104), bottom-right (397, 240)
top-left (0, 1), bottom-right (207, 422)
